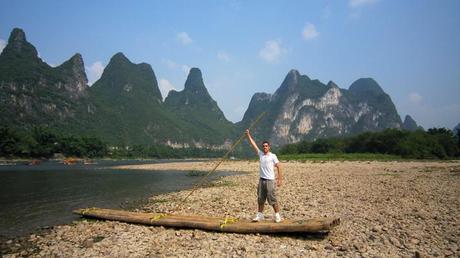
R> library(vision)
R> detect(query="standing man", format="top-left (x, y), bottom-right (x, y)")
top-left (245, 129), bottom-right (282, 223)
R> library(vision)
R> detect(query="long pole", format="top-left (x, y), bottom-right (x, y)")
top-left (180, 112), bottom-right (266, 204)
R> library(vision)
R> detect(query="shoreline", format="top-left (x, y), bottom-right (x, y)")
top-left (0, 160), bottom-right (233, 256)
top-left (2, 156), bottom-right (458, 169)
top-left (2, 160), bottom-right (460, 257)
top-left (0, 157), bottom-right (213, 165)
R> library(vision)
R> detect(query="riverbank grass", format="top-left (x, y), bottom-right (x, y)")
top-left (279, 153), bottom-right (402, 161)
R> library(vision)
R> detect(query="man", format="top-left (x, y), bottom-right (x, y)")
top-left (245, 129), bottom-right (282, 223)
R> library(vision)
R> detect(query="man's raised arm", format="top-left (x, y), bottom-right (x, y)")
top-left (245, 129), bottom-right (260, 155)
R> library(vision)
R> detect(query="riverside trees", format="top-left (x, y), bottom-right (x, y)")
top-left (280, 128), bottom-right (460, 159)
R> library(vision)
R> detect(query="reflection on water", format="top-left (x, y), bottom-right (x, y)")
top-left (0, 160), bottom-right (225, 237)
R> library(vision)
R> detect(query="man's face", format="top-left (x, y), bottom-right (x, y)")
top-left (262, 143), bottom-right (270, 153)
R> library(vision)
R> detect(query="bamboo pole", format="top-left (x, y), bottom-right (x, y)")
top-left (180, 112), bottom-right (267, 204)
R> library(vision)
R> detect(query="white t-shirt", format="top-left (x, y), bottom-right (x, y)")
top-left (258, 150), bottom-right (279, 180)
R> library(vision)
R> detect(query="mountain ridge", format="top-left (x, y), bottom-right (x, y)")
top-left (0, 28), bottom-right (418, 148)
top-left (0, 28), bottom-right (89, 128)
top-left (164, 67), bottom-right (234, 144)
top-left (240, 70), bottom-right (404, 146)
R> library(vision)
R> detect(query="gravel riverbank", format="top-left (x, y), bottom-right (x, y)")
top-left (2, 160), bottom-right (459, 257)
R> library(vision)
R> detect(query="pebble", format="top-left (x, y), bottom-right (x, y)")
top-left (324, 244), bottom-right (334, 250)
top-left (445, 250), bottom-right (454, 256)
top-left (83, 239), bottom-right (94, 248)
top-left (410, 238), bottom-right (420, 245)
top-left (389, 237), bottom-right (401, 247)
top-left (338, 245), bottom-right (348, 251)
top-left (372, 225), bottom-right (382, 232)
top-left (5, 161), bottom-right (459, 257)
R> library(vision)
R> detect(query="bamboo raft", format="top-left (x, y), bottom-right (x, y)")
top-left (74, 208), bottom-right (340, 234)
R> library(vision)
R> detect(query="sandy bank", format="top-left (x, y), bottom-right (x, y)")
top-left (2, 160), bottom-right (459, 257)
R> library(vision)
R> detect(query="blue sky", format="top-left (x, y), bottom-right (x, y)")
top-left (1, 0), bottom-right (459, 128)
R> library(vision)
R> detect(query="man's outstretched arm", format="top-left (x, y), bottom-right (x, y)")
top-left (245, 129), bottom-right (260, 155)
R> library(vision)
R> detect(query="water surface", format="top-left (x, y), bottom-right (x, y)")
top-left (0, 160), bottom-right (226, 237)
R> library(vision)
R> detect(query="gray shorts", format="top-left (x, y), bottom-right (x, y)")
top-left (257, 178), bottom-right (277, 205)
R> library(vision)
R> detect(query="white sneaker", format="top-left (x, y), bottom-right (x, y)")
top-left (274, 213), bottom-right (282, 223)
top-left (252, 212), bottom-right (264, 222)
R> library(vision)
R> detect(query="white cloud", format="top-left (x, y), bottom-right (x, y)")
top-left (217, 51), bottom-right (230, 62)
top-left (163, 59), bottom-right (191, 78)
top-left (259, 40), bottom-right (287, 63)
top-left (159, 78), bottom-right (176, 99)
top-left (0, 39), bottom-right (6, 54)
top-left (302, 23), bottom-right (319, 41)
top-left (349, 0), bottom-right (379, 8)
top-left (408, 92), bottom-right (423, 104)
top-left (177, 32), bottom-right (193, 45)
top-left (86, 61), bottom-right (105, 86)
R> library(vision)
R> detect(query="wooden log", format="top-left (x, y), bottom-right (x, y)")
top-left (74, 208), bottom-right (340, 234)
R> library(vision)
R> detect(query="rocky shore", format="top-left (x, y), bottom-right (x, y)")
top-left (2, 160), bottom-right (459, 257)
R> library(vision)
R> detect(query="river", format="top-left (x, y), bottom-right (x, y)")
top-left (0, 159), bottom-right (228, 237)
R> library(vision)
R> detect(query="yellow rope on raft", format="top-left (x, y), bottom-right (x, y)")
top-left (150, 214), bottom-right (168, 222)
top-left (219, 217), bottom-right (239, 229)
top-left (81, 207), bottom-right (97, 215)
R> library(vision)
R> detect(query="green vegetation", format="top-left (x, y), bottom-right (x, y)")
top-left (1, 30), bottom-right (458, 162)
top-left (280, 128), bottom-right (460, 160)
top-left (81, 56), bottom-right (234, 146)
top-left (0, 126), bottom-right (225, 159)
top-left (92, 236), bottom-right (105, 243)
top-left (187, 170), bottom-right (208, 177)
top-left (206, 180), bottom-right (239, 188)
top-left (280, 153), bottom-right (402, 161)
top-left (164, 68), bottom-right (235, 144)
top-left (0, 28), bottom-right (413, 150)
top-left (0, 126), bottom-right (107, 158)
top-left (108, 144), bottom-right (225, 159)
top-left (0, 29), bottom-right (234, 147)
top-left (2, 124), bottom-right (458, 161)
top-left (238, 72), bottom-right (404, 145)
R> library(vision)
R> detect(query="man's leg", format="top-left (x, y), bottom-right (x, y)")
top-left (272, 203), bottom-right (280, 213)
top-left (257, 179), bottom-right (267, 212)
top-left (253, 179), bottom-right (266, 222)
top-left (258, 203), bottom-right (265, 213)
top-left (267, 180), bottom-right (282, 222)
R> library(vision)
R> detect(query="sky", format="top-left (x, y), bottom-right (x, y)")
top-left (1, 0), bottom-right (459, 129)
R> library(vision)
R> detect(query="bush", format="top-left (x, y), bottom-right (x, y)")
top-left (280, 128), bottom-right (459, 160)
top-left (398, 131), bottom-right (444, 159)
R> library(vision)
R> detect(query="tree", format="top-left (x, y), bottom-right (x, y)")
top-left (30, 126), bottom-right (59, 158)
top-left (427, 128), bottom-right (459, 158)
top-left (0, 126), bottom-right (21, 156)
top-left (311, 139), bottom-right (332, 153)
top-left (457, 129), bottom-right (460, 154)
top-left (398, 131), bottom-right (445, 159)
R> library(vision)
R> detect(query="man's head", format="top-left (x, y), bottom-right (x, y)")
top-left (261, 141), bottom-right (270, 154)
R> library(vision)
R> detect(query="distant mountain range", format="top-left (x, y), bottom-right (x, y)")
top-left (239, 70), bottom-right (409, 146)
top-left (0, 28), bottom-right (422, 147)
